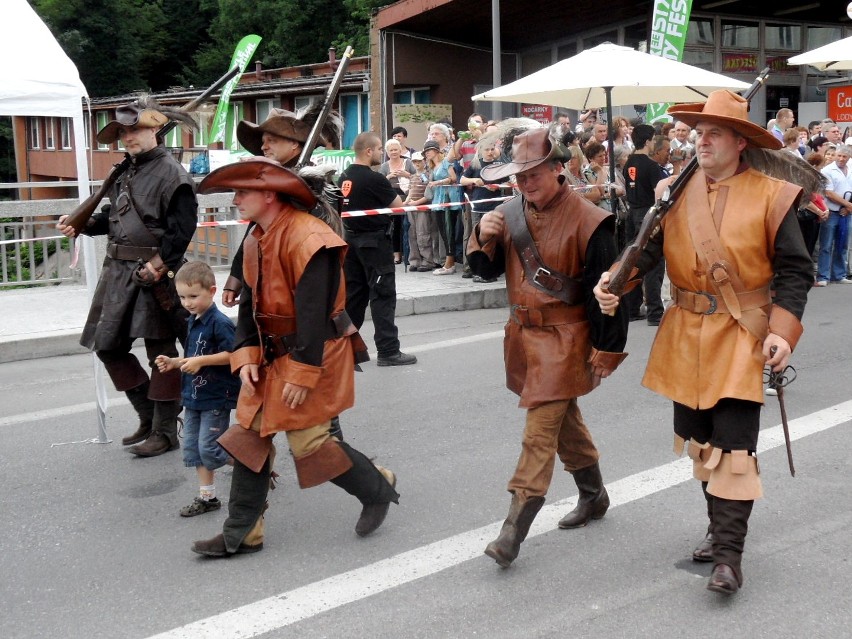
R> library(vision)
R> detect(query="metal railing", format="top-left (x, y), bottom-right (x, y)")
top-left (0, 192), bottom-right (241, 288)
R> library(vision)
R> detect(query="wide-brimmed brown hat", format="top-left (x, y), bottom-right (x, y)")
top-left (237, 109), bottom-right (311, 156)
top-left (197, 157), bottom-right (317, 210)
top-left (667, 90), bottom-right (782, 150)
top-left (480, 128), bottom-right (566, 181)
top-left (96, 103), bottom-right (169, 144)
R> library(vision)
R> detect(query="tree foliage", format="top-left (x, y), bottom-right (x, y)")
top-left (31, 0), bottom-right (392, 96)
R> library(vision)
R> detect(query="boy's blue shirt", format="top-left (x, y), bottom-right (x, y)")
top-left (181, 302), bottom-right (240, 411)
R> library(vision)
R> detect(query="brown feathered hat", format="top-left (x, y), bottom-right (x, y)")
top-left (197, 157), bottom-right (317, 210)
top-left (96, 95), bottom-right (196, 144)
top-left (480, 126), bottom-right (566, 181)
top-left (237, 102), bottom-right (344, 158)
top-left (667, 90), bottom-right (782, 150)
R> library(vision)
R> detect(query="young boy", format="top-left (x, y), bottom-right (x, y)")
top-left (403, 151), bottom-right (439, 272)
top-left (155, 261), bottom-right (240, 517)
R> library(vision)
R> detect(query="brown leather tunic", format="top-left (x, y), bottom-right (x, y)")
top-left (229, 209), bottom-right (354, 436)
top-left (643, 167), bottom-right (802, 408)
top-left (468, 182), bottom-right (613, 407)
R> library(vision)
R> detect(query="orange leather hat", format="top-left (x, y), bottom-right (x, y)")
top-left (197, 157), bottom-right (317, 210)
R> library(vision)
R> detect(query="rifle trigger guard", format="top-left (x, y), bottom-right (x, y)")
top-left (697, 291), bottom-right (717, 315)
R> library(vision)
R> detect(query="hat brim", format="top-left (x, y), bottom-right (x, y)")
top-left (236, 118), bottom-right (310, 156)
top-left (197, 158), bottom-right (317, 210)
top-left (667, 107), bottom-right (782, 150)
top-left (480, 155), bottom-right (562, 182)
top-left (96, 109), bottom-right (167, 144)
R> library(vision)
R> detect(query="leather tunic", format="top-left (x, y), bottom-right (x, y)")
top-left (643, 167), bottom-right (802, 408)
top-left (80, 146), bottom-right (195, 350)
top-left (468, 181), bottom-right (613, 407)
top-left (230, 209), bottom-right (354, 435)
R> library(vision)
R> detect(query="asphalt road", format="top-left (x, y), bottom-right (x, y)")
top-left (1, 291), bottom-right (850, 639)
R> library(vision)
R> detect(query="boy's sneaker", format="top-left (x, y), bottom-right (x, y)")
top-left (180, 497), bottom-right (221, 517)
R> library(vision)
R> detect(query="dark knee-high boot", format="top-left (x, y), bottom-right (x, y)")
top-left (193, 456), bottom-right (269, 557)
top-left (692, 482), bottom-right (714, 562)
top-left (122, 382), bottom-right (154, 446)
top-left (129, 400), bottom-right (181, 457)
top-left (485, 493), bottom-right (545, 568)
top-left (558, 462), bottom-right (610, 529)
top-left (330, 441), bottom-right (400, 536)
top-left (707, 497), bottom-right (754, 595)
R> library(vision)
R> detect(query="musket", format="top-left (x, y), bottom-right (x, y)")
top-left (767, 345), bottom-right (797, 476)
top-left (295, 45), bottom-right (354, 169)
top-left (62, 65), bottom-right (241, 235)
top-left (602, 67), bottom-right (772, 301)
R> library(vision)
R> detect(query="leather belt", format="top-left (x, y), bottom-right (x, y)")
top-left (671, 285), bottom-right (770, 315)
top-left (106, 244), bottom-right (158, 261)
top-left (509, 303), bottom-right (586, 327)
top-left (259, 311), bottom-right (359, 363)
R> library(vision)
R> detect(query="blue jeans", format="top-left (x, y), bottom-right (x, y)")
top-left (816, 211), bottom-right (849, 282)
top-left (182, 408), bottom-right (231, 470)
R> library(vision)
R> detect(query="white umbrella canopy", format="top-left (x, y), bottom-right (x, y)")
top-left (472, 42), bottom-right (750, 110)
top-left (787, 35), bottom-right (852, 71)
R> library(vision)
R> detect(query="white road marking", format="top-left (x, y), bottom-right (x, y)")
top-left (366, 329), bottom-right (503, 359)
top-left (0, 397), bottom-right (128, 427)
top-left (146, 400), bottom-right (852, 639)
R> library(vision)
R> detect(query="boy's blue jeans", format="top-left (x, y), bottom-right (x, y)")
top-left (182, 408), bottom-right (231, 470)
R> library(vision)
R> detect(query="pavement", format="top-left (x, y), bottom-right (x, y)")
top-left (0, 264), bottom-right (507, 364)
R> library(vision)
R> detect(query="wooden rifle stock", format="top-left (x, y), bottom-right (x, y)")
top-left (602, 67), bottom-right (772, 300)
top-left (296, 45), bottom-right (354, 168)
top-left (62, 65), bottom-right (241, 235)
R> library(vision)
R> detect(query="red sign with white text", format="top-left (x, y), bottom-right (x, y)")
top-left (521, 104), bottom-right (556, 124)
top-left (827, 86), bottom-right (852, 123)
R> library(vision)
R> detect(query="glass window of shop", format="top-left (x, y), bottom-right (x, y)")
top-left (807, 26), bottom-right (842, 49)
top-left (686, 18), bottom-right (714, 47)
top-left (721, 20), bottom-right (758, 49)
top-left (521, 49), bottom-right (552, 76)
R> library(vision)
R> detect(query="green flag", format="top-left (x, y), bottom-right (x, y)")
top-left (646, 0), bottom-right (693, 123)
top-left (209, 34), bottom-right (262, 145)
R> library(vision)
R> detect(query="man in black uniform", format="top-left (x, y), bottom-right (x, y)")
top-left (622, 125), bottom-right (668, 325)
top-left (57, 99), bottom-right (197, 457)
top-left (338, 132), bottom-right (417, 366)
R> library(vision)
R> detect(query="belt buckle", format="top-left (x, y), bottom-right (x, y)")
top-left (533, 266), bottom-right (551, 286)
top-left (697, 291), bottom-right (717, 315)
top-left (510, 304), bottom-right (528, 325)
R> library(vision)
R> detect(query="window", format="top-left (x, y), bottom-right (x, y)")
top-left (193, 118), bottom-right (209, 148)
top-left (225, 101), bottom-right (245, 151)
top-left (807, 26), bottom-right (842, 49)
top-left (393, 88), bottom-right (430, 105)
top-left (686, 19), bottom-right (714, 47)
top-left (294, 95), bottom-right (321, 112)
top-left (256, 98), bottom-right (278, 123)
top-left (721, 21), bottom-right (758, 49)
top-left (163, 125), bottom-right (181, 148)
top-left (683, 49), bottom-right (714, 71)
top-left (765, 24), bottom-right (801, 51)
top-left (96, 112), bottom-right (110, 150)
top-left (27, 117), bottom-right (40, 149)
top-left (60, 119), bottom-right (72, 149)
top-left (45, 118), bottom-right (56, 149)
top-left (340, 93), bottom-right (369, 149)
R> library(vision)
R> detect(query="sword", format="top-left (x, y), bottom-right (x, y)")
top-left (765, 345), bottom-right (796, 477)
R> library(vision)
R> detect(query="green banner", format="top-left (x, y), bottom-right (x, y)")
top-left (646, 0), bottom-right (693, 123)
top-left (209, 34), bottom-right (262, 145)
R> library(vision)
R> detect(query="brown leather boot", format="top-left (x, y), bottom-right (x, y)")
top-left (484, 494), bottom-right (545, 568)
top-left (128, 400), bottom-right (181, 457)
top-left (558, 462), bottom-right (609, 529)
top-left (706, 497), bottom-right (753, 595)
top-left (122, 384), bottom-right (154, 446)
top-left (191, 533), bottom-right (263, 558)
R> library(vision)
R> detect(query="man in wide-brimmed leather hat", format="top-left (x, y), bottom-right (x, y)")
top-left (467, 125), bottom-right (628, 568)
top-left (189, 158), bottom-right (399, 558)
top-left (57, 97), bottom-right (197, 457)
top-left (594, 89), bottom-right (813, 595)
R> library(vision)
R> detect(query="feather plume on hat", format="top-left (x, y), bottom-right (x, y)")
top-left (742, 148), bottom-right (827, 200)
top-left (134, 94), bottom-right (198, 133)
top-left (477, 117), bottom-right (543, 165)
top-left (297, 163), bottom-right (344, 236)
top-left (295, 101), bottom-right (344, 150)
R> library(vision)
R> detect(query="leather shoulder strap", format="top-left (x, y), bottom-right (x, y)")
top-left (502, 196), bottom-right (583, 305)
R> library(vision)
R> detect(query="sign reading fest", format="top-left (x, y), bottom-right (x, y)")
top-left (646, 0), bottom-right (693, 123)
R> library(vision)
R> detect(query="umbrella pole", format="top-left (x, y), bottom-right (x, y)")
top-left (605, 86), bottom-right (615, 187)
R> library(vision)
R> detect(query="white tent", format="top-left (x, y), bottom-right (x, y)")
top-left (2, 0), bottom-right (108, 442)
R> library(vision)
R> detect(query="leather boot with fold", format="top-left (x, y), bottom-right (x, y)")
top-left (330, 441), bottom-right (400, 536)
top-left (122, 383), bottom-right (154, 446)
top-left (558, 462), bottom-right (610, 529)
top-left (692, 482), bottom-right (714, 562)
top-left (485, 493), bottom-right (545, 568)
top-left (707, 497), bottom-right (754, 595)
top-left (129, 400), bottom-right (181, 457)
